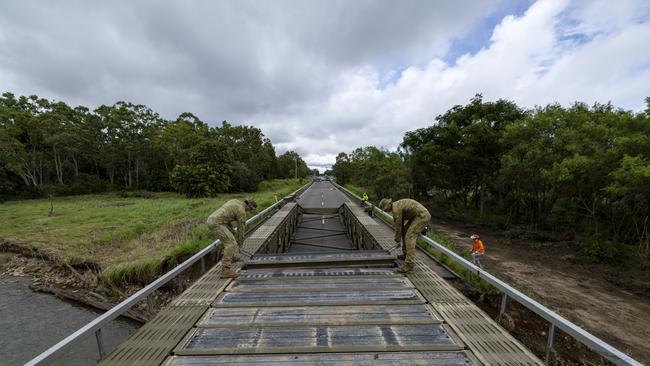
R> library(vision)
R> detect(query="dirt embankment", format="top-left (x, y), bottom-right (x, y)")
top-left (0, 240), bottom-right (200, 322)
top-left (428, 218), bottom-right (650, 364)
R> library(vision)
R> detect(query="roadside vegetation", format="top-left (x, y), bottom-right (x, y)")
top-left (0, 92), bottom-right (317, 202)
top-left (0, 179), bottom-right (304, 285)
top-left (334, 95), bottom-right (650, 270)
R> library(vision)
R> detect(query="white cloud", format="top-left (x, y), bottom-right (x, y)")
top-left (0, 0), bottom-right (648, 171)
top-left (253, 0), bottom-right (650, 169)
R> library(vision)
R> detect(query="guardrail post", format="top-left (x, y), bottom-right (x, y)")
top-left (95, 328), bottom-right (105, 360)
top-left (545, 323), bottom-right (556, 364)
top-left (466, 268), bottom-right (471, 283)
top-left (200, 257), bottom-right (206, 273)
top-left (499, 293), bottom-right (508, 319)
top-left (147, 294), bottom-right (155, 316)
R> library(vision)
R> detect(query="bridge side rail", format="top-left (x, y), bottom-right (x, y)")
top-left (340, 203), bottom-right (381, 250)
top-left (26, 182), bottom-right (312, 366)
top-left (334, 182), bottom-right (642, 366)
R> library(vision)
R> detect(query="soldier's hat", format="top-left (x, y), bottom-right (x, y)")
top-left (378, 198), bottom-right (392, 211)
top-left (244, 198), bottom-right (257, 209)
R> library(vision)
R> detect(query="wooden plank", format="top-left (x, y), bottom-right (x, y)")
top-left (226, 277), bottom-right (414, 292)
top-left (213, 289), bottom-right (426, 307)
top-left (197, 304), bottom-right (442, 327)
top-left (239, 267), bottom-right (398, 278)
top-left (174, 324), bottom-right (464, 355)
top-left (164, 351), bottom-right (479, 365)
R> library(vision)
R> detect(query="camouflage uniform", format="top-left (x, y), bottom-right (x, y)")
top-left (207, 199), bottom-right (246, 269)
top-left (390, 199), bottom-right (431, 265)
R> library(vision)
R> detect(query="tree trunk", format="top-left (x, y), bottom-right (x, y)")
top-left (71, 155), bottom-right (79, 176)
top-left (135, 159), bottom-right (140, 185)
top-left (479, 175), bottom-right (486, 220)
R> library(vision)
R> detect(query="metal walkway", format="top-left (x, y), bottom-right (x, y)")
top-left (99, 181), bottom-right (542, 366)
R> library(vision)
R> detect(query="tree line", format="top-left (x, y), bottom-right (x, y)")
top-left (332, 95), bottom-right (650, 260)
top-left (0, 92), bottom-right (313, 200)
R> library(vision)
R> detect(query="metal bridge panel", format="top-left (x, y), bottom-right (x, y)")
top-left (213, 289), bottom-right (426, 307)
top-left (174, 324), bottom-right (464, 355)
top-left (98, 305), bottom-right (208, 366)
top-left (197, 304), bottom-right (442, 327)
top-left (239, 267), bottom-right (399, 278)
top-left (249, 250), bottom-right (393, 262)
top-left (163, 351), bottom-right (479, 366)
top-left (226, 276), bottom-right (413, 292)
top-left (170, 264), bottom-right (231, 306)
top-left (246, 250), bottom-right (395, 268)
top-left (344, 198), bottom-right (544, 365)
top-left (436, 302), bottom-right (544, 366)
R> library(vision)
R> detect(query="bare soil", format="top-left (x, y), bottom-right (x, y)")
top-left (428, 218), bottom-right (650, 364)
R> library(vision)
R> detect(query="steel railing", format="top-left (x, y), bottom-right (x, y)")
top-left (26, 181), bottom-right (312, 366)
top-left (334, 182), bottom-right (642, 366)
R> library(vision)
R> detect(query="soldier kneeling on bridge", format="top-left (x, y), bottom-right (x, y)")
top-left (207, 198), bottom-right (257, 278)
top-left (379, 198), bottom-right (431, 273)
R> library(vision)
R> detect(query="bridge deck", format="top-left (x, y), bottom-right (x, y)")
top-left (101, 182), bottom-right (542, 366)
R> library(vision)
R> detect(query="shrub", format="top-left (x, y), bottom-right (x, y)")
top-left (229, 161), bottom-right (260, 193)
top-left (579, 236), bottom-right (622, 263)
top-left (170, 164), bottom-right (231, 197)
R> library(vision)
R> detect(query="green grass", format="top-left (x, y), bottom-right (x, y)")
top-left (0, 179), bottom-right (305, 285)
top-left (344, 183), bottom-right (379, 203)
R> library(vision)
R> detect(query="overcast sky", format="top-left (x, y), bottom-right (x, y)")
top-left (1, 0), bottom-right (649, 170)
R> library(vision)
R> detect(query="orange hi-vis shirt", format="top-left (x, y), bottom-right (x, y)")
top-left (472, 239), bottom-right (485, 253)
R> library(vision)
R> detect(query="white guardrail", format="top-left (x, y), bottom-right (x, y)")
top-left (334, 182), bottom-right (643, 366)
top-left (26, 182), bottom-right (312, 366)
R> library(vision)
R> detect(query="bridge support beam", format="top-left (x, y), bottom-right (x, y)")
top-left (545, 323), bottom-right (556, 364)
top-left (95, 328), bottom-right (106, 360)
top-left (499, 293), bottom-right (508, 319)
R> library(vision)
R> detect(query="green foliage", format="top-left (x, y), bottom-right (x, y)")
top-left (579, 236), bottom-right (622, 263)
top-left (275, 151), bottom-right (310, 179)
top-left (103, 257), bottom-right (161, 286)
top-left (0, 178), bottom-right (304, 286)
top-left (229, 161), bottom-right (260, 192)
top-left (333, 95), bottom-right (650, 262)
top-left (332, 147), bottom-right (409, 199)
top-left (0, 91), bottom-right (309, 200)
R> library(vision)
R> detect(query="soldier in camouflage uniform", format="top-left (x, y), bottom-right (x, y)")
top-left (379, 198), bottom-right (431, 273)
top-left (207, 199), bottom-right (257, 278)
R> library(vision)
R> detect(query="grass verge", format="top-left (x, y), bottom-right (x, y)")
top-left (0, 179), bottom-right (305, 286)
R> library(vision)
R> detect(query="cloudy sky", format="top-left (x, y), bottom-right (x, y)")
top-left (1, 0), bottom-right (649, 170)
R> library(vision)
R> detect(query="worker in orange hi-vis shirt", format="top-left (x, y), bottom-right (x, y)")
top-left (470, 234), bottom-right (485, 268)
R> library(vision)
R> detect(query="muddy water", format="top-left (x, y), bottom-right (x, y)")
top-left (0, 276), bottom-right (139, 366)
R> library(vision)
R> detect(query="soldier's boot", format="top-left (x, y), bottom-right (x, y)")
top-left (398, 262), bottom-right (414, 274)
top-left (232, 254), bottom-right (243, 264)
top-left (220, 267), bottom-right (239, 279)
